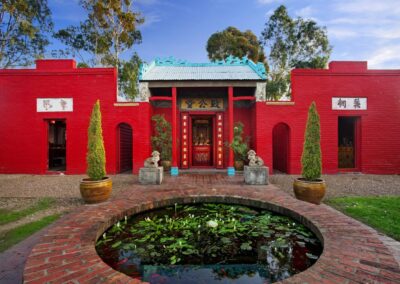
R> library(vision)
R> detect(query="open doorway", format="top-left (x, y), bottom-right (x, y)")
top-left (338, 117), bottom-right (359, 169)
top-left (48, 120), bottom-right (66, 171)
top-left (273, 123), bottom-right (290, 173)
top-left (192, 117), bottom-right (213, 167)
top-left (117, 123), bottom-right (133, 173)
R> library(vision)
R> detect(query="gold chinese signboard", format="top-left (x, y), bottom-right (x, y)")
top-left (180, 98), bottom-right (224, 110)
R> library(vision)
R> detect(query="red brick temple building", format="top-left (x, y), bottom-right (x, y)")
top-left (0, 57), bottom-right (399, 175)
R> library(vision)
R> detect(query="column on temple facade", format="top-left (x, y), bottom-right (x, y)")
top-left (227, 86), bottom-right (235, 176)
top-left (171, 87), bottom-right (179, 176)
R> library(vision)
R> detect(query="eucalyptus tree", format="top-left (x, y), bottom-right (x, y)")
top-left (0, 0), bottom-right (53, 68)
top-left (261, 5), bottom-right (331, 99)
top-left (54, 0), bottom-right (144, 99)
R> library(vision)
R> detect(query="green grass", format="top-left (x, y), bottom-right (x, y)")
top-left (0, 214), bottom-right (60, 252)
top-left (0, 198), bottom-right (55, 225)
top-left (326, 196), bottom-right (400, 241)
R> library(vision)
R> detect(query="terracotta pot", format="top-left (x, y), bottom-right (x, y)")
top-left (293, 178), bottom-right (326, 205)
top-left (80, 177), bottom-right (112, 204)
top-left (161, 160), bottom-right (171, 171)
top-left (234, 160), bottom-right (244, 171)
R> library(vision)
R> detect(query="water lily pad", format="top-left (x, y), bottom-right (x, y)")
top-left (296, 241), bottom-right (305, 247)
top-left (240, 242), bottom-right (252, 251)
top-left (111, 241), bottom-right (122, 248)
top-left (306, 253), bottom-right (319, 260)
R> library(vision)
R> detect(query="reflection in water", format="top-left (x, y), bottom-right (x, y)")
top-left (143, 265), bottom-right (269, 284)
top-left (96, 203), bottom-right (322, 283)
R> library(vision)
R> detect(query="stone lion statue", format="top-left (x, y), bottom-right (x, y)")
top-left (144, 151), bottom-right (160, 168)
top-left (247, 150), bottom-right (264, 167)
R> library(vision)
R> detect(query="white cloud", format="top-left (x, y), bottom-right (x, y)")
top-left (369, 27), bottom-right (400, 40)
top-left (328, 28), bottom-right (358, 39)
top-left (257, 0), bottom-right (283, 4)
top-left (334, 0), bottom-right (400, 15)
top-left (328, 26), bottom-right (400, 40)
top-left (326, 17), bottom-right (396, 25)
top-left (265, 9), bottom-right (275, 17)
top-left (295, 6), bottom-right (314, 18)
top-left (368, 45), bottom-right (400, 69)
top-left (141, 13), bottom-right (161, 28)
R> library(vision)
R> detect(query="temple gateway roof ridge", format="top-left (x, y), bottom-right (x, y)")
top-left (139, 55), bottom-right (267, 81)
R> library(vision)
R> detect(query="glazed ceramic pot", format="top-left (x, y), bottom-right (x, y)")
top-left (80, 177), bottom-right (112, 204)
top-left (293, 178), bottom-right (326, 205)
top-left (234, 160), bottom-right (244, 171)
top-left (161, 160), bottom-right (171, 172)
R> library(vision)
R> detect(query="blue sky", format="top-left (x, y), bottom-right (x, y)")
top-left (48, 0), bottom-right (400, 69)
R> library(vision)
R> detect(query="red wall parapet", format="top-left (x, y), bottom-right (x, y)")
top-left (36, 59), bottom-right (77, 70)
top-left (328, 61), bottom-right (368, 72)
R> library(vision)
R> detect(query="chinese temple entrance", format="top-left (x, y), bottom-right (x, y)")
top-left (192, 117), bottom-right (213, 167)
top-left (48, 120), bottom-right (66, 171)
top-left (181, 112), bottom-right (224, 169)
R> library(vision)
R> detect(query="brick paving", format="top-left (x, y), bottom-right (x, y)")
top-left (23, 174), bottom-right (400, 283)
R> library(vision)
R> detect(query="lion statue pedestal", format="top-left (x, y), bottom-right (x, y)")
top-left (139, 151), bottom-right (163, 185)
top-left (244, 150), bottom-right (269, 185)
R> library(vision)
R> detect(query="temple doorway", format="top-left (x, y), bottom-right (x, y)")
top-left (273, 123), bottom-right (290, 173)
top-left (192, 117), bottom-right (213, 167)
top-left (338, 117), bottom-right (360, 169)
top-left (48, 120), bottom-right (66, 171)
top-left (117, 123), bottom-right (133, 173)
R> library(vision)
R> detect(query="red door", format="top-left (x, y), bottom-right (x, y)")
top-left (118, 123), bottom-right (132, 173)
top-left (273, 123), bottom-right (290, 173)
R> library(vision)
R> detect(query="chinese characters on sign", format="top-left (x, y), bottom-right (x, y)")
top-left (332, 98), bottom-right (367, 110)
top-left (181, 98), bottom-right (224, 110)
top-left (181, 114), bottom-right (189, 168)
top-left (37, 98), bottom-right (73, 112)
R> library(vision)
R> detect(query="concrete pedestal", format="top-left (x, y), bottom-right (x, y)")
top-left (139, 167), bottom-right (163, 185)
top-left (244, 166), bottom-right (269, 185)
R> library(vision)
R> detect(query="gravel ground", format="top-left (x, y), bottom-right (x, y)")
top-left (0, 173), bottom-right (398, 205)
top-left (270, 174), bottom-right (400, 199)
top-left (0, 174), bottom-right (135, 199)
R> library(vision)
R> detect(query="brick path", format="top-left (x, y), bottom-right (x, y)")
top-left (23, 174), bottom-right (400, 283)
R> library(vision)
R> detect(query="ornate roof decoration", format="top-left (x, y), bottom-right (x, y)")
top-left (139, 56), bottom-right (267, 81)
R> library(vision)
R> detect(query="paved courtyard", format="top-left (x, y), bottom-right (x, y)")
top-left (0, 173), bottom-right (399, 283)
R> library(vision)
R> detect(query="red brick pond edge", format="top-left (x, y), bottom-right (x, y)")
top-left (23, 185), bottom-right (400, 283)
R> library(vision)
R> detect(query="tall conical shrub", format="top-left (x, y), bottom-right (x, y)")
top-left (87, 100), bottom-right (106, 180)
top-left (301, 101), bottom-right (322, 181)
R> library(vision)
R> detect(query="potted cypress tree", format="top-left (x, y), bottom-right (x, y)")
top-left (151, 114), bottom-right (172, 171)
top-left (230, 122), bottom-right (249, 171)
top-left (80, 100), bottom-right (112, 204)
top-left (293, 102), bottom-right (326, 205)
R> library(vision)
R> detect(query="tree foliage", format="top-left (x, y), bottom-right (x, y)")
top-left (87, 100), bottom-right (106, 180)
top-left (151, 114), bottom-right (172, 161)
top-left (54, 0), bottom-right (144, 99)
top-left (261, 5), bottom-right (331, 100)
top-left (118, 53), bottom-right (142, 99)
top-left (301, 102), bottom-right (322, 181)
top-left (230, 122), bottom-right (249, 161)
top-left (0, 0), bottom-right (53, 67)
top-left (206, 26), bottom-right (267, 67)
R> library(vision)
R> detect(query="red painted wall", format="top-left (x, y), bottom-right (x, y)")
top-left (0, 60), bottom-right (151, 174)
top-left (255, 62), bottom-right (400, 174)
top-left (1, 60), bottom-right (399, 175)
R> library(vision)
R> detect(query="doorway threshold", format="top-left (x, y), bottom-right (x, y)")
top-left (180, 169), bottom-right (227, 174)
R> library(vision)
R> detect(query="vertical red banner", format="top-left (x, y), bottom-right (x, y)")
top-left (216, 113), bottom-right (224, 168)
top-left (181, 113), bottom-right (189, 169)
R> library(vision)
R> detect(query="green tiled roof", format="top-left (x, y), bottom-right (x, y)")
top-left (139, 56), bottom-right (266, 81)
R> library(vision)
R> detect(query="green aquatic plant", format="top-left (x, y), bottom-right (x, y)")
top-left (96, 203), bottom-right (321, 267)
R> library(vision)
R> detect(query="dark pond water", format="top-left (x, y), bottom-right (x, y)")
top-left (96, 203), bottom-right (322, 283)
